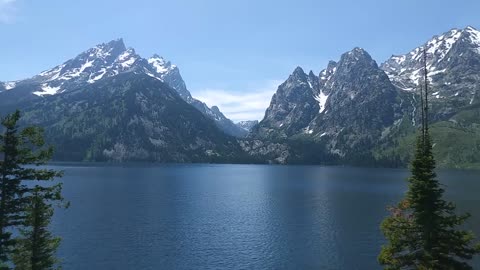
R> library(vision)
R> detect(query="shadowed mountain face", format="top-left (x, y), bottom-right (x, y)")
top-left (13, 72), bottom-right (242, 162)
top-left (251, 48), bottom-right (398, 159)
top-left (0, 39), bottom-right (247, 138)
top-left (249, 26), bottom-right (480, 168)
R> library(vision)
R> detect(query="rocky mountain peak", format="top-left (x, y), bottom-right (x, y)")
top-left (462, 25), bottom-right (480, 39)
top-left (381, 26), bottom-right (480, 91)
top-left (307, 70), bottom-right (320, 91)
top-left (82, 38), bottom-right (128, 65)
top-left (150, 53), bottom-right (163, 59)
top-left (291, 66), bottom-right (307, 78)
top-left (456, 26), bottom-right (480, 53)
top-left (338, 47), bottom-right (377, 70)
top-left (282, 66), bottom-right (312, 96)
top-left (326, 60), bottom-right (337, 69)
top-left (252, 43), bottom-right (399, 158)
top-left (103, 38), bottom-right (127, 51)
top-left (27, 38), bottom-right (145, 96)
top-left (319, 61), bottom-right (337, 86)
top-left (211, 106), bottom-right (221, 113)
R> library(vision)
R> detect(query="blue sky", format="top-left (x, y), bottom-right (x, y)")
top-left (1, 0), bottom-right (480, 121)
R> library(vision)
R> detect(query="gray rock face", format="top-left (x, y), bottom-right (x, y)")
top-left (308, 48), bottom-right (398, 158)
top-left (251, 66), bottom-right (320, 139)
top-left (239, 140), bottom-right (290, 164)
top-left (251, 48), bottom-right (398, 160)
top-left (0, 39), bottom-right (246, 137)
top-left (250, 26), bottom-right (480, 166)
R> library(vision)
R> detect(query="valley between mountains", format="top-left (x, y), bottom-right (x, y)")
top-left (1, 26), bottom-right (480, 168)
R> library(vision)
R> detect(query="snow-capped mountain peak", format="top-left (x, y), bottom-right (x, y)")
top-left (30, 39), bottom-right (142, 96)
top-left (2, 38), bottom-right (247, 137)
top-left (29, 39), bottom-right (183, 96)
top-left (88, 38), bottom-right (126, 60)
top-left (464, 25), bottom-right (480, 49)
top-left (381, 26), bottom-right (480, 91)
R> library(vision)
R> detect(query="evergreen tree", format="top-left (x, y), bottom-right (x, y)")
top-left (13, 184), bottom-right (67, 270)
top-left (0, 111), bottom-right (62, 269)
top-left (379, 50), bottom-right (480, 269)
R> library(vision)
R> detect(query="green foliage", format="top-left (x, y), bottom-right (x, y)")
top-left (286, 136), bottom-right (339, 165)
top-left (0, 110), bottom-right (65, 269)
top-left (374, 105), bottom-right (480, 169)
top-left (379, 133), bottom-right (480, 269)
top-left (13, 185), bottom-right (67, 270)
top-left (17, 73), bottom-right (243, 163)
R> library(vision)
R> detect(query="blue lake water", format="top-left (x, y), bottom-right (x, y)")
top-left (50, 164), bottom-right (480, 269)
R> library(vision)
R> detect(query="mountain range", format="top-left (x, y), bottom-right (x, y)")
top-left (1, 26), bottom-right (480, 167)
top-left (248, 26), bottom-right (480, 168)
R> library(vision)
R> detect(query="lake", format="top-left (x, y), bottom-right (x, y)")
top-left (50, 164), bottom-right (480, 269)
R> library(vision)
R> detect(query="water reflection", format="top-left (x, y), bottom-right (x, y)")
top-left (50, 164), bottom-right (480, 270)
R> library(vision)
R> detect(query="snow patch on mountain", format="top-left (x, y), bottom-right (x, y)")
top-left (3, 81), bottom-right (16, 90)
top-left (34, 84), bottom-right (62, 96)
top-left (87, 68), bottom-right (107, 83)
top-left (39, 64), bottom-right (65, 78)
top-left (118, 49), bottom-right (137, 68)
top-left (148, 55), bottom-right (177, 75)
top-left (314, 91), bottom-right (329, 113)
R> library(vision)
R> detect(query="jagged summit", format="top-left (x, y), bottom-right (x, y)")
top-left (349, 47), bottom-right (368, 55)
top-left (27, 39), bottom-right (147, 96)
top-left (252, 44), bottom-right (397, 158)
top-left (340, 47), bottom-right (376, 67)
top-left (4, 38), bottom-right (187, 98)
top-left (1, 39), bottom-right (248, 138)
top-left (292, 66), bottom-right (306, 75)
top-left (381, 26), bottom-right (480, 90)
top-left (101, 38), bottom-right (127, 51)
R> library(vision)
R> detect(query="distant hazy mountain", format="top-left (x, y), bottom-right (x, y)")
top-left (0, 39), bottom-right (247, 138)
top-left (236, 120), bottom-right (259, 132)
top-left (248, 26), bottom-right (480, 168)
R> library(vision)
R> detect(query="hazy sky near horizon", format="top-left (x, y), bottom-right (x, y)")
top-left (1, 0), bottom-right (480, 121)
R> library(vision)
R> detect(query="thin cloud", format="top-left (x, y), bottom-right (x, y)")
top-left (194, 80), bottom-right (282, 122)
top-left (0, 0), bottom-right (17, 24)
